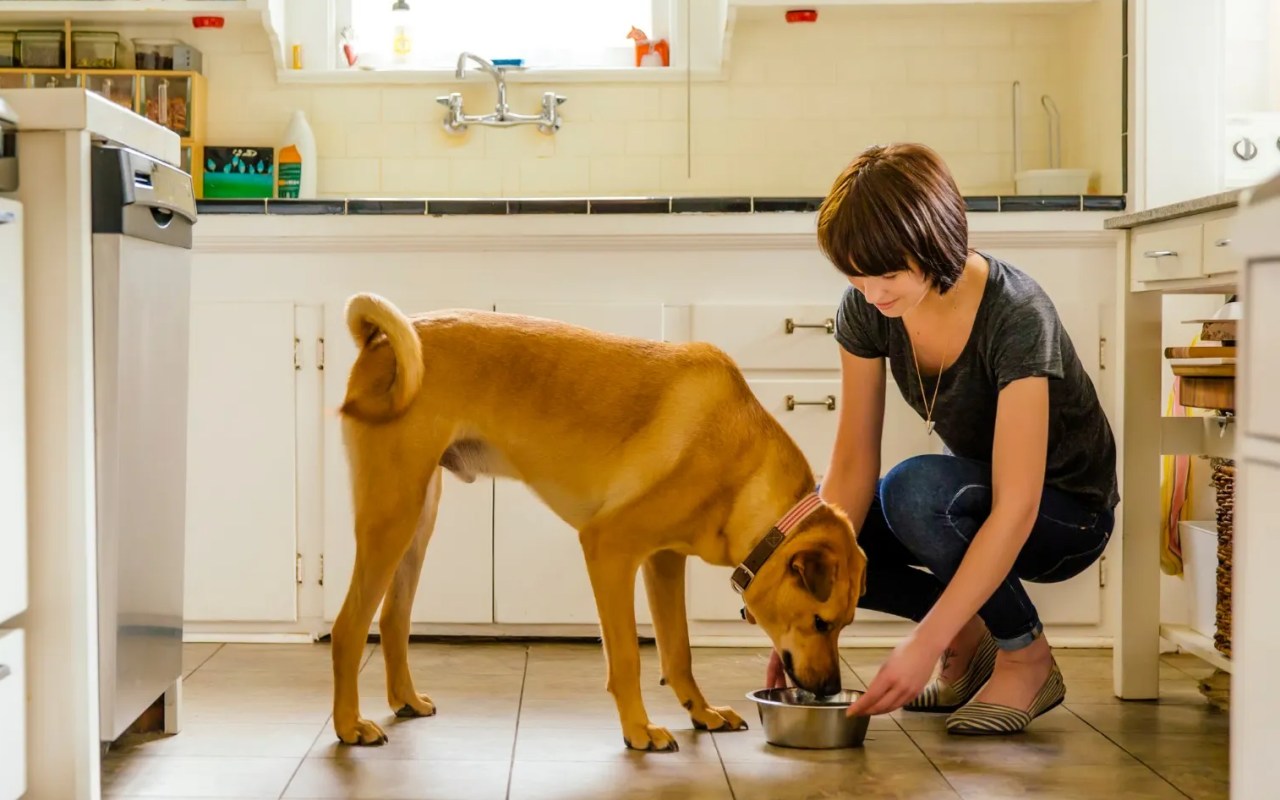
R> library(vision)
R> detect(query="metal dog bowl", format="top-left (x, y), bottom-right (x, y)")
top-left (746, 687), bottom-right (869, 749)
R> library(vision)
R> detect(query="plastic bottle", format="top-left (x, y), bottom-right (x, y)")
top-left (277, 109), bottom-right (317, 199)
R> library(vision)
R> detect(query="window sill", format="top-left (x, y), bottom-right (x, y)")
top-left (274, 66), bottom-right (726, 85)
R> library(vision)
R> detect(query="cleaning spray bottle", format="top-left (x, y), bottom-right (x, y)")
top-left (277, 109), bottom-right (317, 199)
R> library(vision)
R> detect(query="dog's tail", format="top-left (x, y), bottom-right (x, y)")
top-left (339, 292), bottom-right (424, 423)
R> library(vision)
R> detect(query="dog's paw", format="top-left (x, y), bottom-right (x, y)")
top-left (622, 724), bottom-right (680, 753)
top-left (691, 705), bottom-right (749, 732)
top-left (336, 718), bottom-right (388, 746)
top-left (392, 693), bottom-right (437, 718)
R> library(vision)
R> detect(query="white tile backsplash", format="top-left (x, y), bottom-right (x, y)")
top-left (171, 3), bottom-right (1122, 197)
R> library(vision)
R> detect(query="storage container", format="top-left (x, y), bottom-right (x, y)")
top-left (17, 30), bottom-right (63, 68)
top-left (1179, 519), bottom-right (1218, 639)
top-left (86, 74), bottom-right (135, 110)
top-left (133, 38), bottom-right (176, 70)
top-left (141, 75), bottom-right (190, 136)
top-left (72, 31), bottom-right (119, 69)
top-left (0, 32), bottom-right (15, 68)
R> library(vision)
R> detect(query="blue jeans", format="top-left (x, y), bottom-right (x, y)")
top-left (851, 454), bottom-right (1114, 651)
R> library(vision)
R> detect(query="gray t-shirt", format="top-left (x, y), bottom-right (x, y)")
top-left (834, 252), bottom-right (1120, 512)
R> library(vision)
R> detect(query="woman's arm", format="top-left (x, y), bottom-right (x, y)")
top-left (846, 374), bottom-right (1049, 715)
top-left (820, 346), bottom-right (888, 530)
top-left (913, 374), bottom-right (1049, 650)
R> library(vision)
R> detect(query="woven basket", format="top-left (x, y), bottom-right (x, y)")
top-left (1210, 457), bottom-right (1235, 658)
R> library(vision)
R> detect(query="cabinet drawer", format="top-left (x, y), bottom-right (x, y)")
top-left (748, 379), bottom-right (840, 475)
top-left (1202, 216), bottom-right (1242, 276)
top-left (1244, 259), bottom-right (1280, 440)
top-left (692, 304), bottom-right (840, 370)
top-left (1131, 223), bottom-right (1203, 283)
top-left (0, 629), bottom-right (25, 800)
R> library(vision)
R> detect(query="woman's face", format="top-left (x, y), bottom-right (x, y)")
top-left (846, 260), bottom-right (931, 318)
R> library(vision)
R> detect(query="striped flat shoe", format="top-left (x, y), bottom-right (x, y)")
top-left (944, 660), bottom-right (1066, 736)
top-left (904, 631), bottom-right (998, 713)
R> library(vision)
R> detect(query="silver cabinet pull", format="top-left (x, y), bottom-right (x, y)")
top-left (1142, 250), bottom-right (1177, 258)
top-left (785, 394), bottom-right (836, 411)
top-left (0, 664), bottom-right (9, 682)
top-left (784, 318), bottom-right (834, 334)
top-left (1214, 238), bottom-right (1231, 248)
top-left (0, 211), bottom-right (14, 225)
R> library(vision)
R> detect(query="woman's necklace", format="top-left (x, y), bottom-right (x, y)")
top-left (908, 336), bottom-right (952, 437)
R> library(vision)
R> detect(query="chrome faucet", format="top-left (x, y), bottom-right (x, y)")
top-left (436, 51), bottom-right (567, 135)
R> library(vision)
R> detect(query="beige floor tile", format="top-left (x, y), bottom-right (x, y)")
top-left (179, 671), bottom-right (336, 725)
top-left (940, 763), bottom-right (1186, 799)
top-left (108, 722), bottom-right (325, 759)
top-left (198, 642), bottom-right (372, 674)
top-left (724, 751), bottom-right (961, 800)
top-left (1104, 731), bottom-right (1229, 800)
top-left (1065, 676), bottom-right (1209, 705)
top-left (508, 760), bottom-right (733, 800)
top-left (713, 727), bottom-right (918, 763)
top-left (908, 729), bottom-right (1142, 770)
top-left (514, 725), bottom-right (721, 763)
top-left (309, 722), bottom-right (515, 762)
top-left (182, 643), bottom-right (222, 676)
top-left (102, 755), bottom-right (301, 798)
top-left (283, 758), bottom-right (509, 799)
top-left (1067, 701), bottom-right (1230, 734)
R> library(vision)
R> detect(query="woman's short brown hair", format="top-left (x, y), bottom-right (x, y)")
top-left (816, 142), bottom-right (969, 294)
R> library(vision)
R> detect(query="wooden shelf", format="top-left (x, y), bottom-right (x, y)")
top-left (0, 1), bottom-right (262, 25)
top-left (1161, 624), bottom-right (1232, 673)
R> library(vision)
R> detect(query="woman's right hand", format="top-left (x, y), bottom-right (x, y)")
top-left (765, 649), bottom-right (788, 689)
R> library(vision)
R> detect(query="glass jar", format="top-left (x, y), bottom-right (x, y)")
top-left (17, 30), bottom-right (64, 68)
top-left (72, 31), bottom-right (118, 69)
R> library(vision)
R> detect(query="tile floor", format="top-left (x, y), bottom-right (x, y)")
top-left (102, 641), bottom-right (1229, 799)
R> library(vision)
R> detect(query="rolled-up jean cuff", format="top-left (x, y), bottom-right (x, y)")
top-left (993, 622), bottom-right (1043, 652)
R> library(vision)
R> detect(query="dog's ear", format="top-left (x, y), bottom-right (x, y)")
top-left (790, 549), bottom-right (834, 603)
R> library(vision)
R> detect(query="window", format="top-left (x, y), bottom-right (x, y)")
top-left (345, 0), bottom-right (661, 71)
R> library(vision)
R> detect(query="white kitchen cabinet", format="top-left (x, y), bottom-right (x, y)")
top-left (490, 302), bottom-right (665, 625)
top-left (184, 301), bottom-right (303, 622)
top-left (321, 296), bottom-right (496, 626)
top-left (0, 200), bottom-right (25, 628)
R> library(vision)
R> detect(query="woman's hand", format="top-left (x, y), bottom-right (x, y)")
top-left (845, 633), bottom-right (941, 717)
top-left (765, 649), bottom-right (788, 689)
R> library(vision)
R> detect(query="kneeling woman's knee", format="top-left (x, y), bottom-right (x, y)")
top-left (879, 455), bottom-right (984, 548)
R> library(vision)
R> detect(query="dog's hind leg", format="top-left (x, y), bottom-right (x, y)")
top-left (579, 525), bottom-right (677, 753)
top-left (642, 550), bottom-right (748, 733)
top-left (379, 466), bottom-right (443, 719)
top-left (332, 453), bottom-right (437, 746)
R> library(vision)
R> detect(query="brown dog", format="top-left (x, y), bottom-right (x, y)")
top-left (331, 292), bottom-right (868, 751)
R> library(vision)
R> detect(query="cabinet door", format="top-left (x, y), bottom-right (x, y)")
top-left (0, 202), bottom-right (25, 626)
top-left (184, 301), bottom-right (300, 622)
top-left (322, 298), bottom-right (495, 625)
top-left (686, 377), bottom-right (942, 622)
top-left (491, 303), bottom-right (664, 625)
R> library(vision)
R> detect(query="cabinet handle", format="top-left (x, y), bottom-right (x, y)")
top-left (784, 318), bottom-right (834, 335)
top-left (0, 211), bottom-right (14, 225)
top-left (1214, 238), bottom-right (1231, 248)
top-left (0, 664), bottom-right (9, 682)
top-left (785, 394), bottom-right (836, 411)
top-left (1142, 250), bottom-right (1177, 258)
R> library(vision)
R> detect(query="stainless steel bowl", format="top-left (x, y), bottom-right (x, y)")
top-left (746, 687), bottom-right (869, 749)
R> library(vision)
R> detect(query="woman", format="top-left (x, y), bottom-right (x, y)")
top-left (766, 142), bottom-right (1118, 736)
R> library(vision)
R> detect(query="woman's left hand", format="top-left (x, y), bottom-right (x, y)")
top-left (845, 633), bottom-right (941, 717)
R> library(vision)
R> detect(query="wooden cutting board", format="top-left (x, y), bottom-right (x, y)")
top-left (1165, 346), bottom-right (1237, 359)
top-left (1179, 376), bottom-right (1235, 411)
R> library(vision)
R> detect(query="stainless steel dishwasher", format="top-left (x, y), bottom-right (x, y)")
top-left (90, 143), bottom-right (196, 743)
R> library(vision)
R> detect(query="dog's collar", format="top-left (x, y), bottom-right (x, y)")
top-left (730, 492), bottom-right (824, 596)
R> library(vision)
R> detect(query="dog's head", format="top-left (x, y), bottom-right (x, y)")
top-left (741, 505), bottom-right (867, 696)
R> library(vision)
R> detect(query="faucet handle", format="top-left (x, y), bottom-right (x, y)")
top-left (436, 93), bottom-right (457, 106)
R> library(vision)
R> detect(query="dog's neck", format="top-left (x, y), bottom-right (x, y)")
top-left (723, 477), bottom-right (820, 569)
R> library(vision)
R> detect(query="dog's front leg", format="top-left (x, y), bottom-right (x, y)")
top-left (643, 550), bottom-right (748, 733)
top-left (581, 532), bottom-right (677, 753)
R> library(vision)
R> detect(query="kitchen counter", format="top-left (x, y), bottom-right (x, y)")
top-left (197, 193), bottom-right (1127, 218)
top-left (1103, 188), bottom-right (1243, 229)
top-left (0, 87), bottom-right (179, 167)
